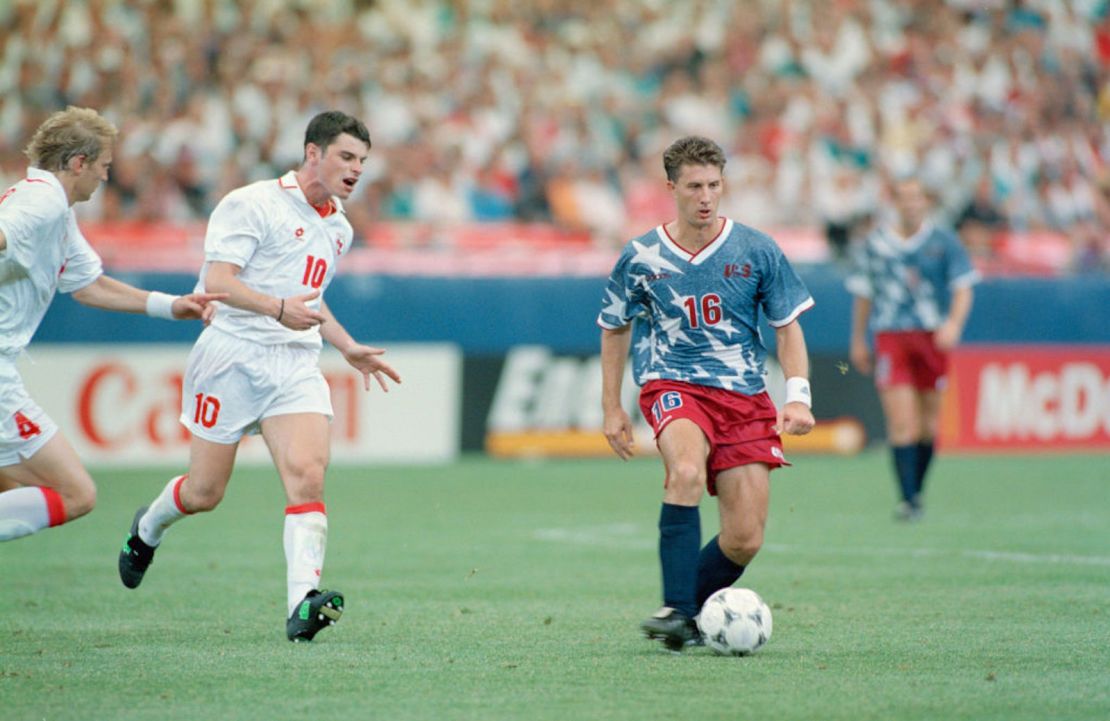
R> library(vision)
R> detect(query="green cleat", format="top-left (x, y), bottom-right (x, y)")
top-left (287, 589), bottom-right (345, 642)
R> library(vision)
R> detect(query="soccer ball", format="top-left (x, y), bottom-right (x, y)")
top-left (697, 587), bottom-right (773, 656)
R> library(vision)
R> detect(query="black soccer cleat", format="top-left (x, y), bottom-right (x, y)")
top-left (640, 606), bottom-right (702, 651)
top-left (287, 589), bottom-right (345, 642)
top-left (118, 506), bottom-right (156, 589)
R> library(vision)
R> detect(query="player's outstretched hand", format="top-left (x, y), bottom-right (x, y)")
top-left (603, 407), bottom-right (635, 460)
top-left (280, 290), bottom-right (327, 330)
top-left (172, 292), bottom-right (229, 325)
top-left (343, 343), bottom-right (402, 391)
top-left (776, 402), bottom-right (815, 436)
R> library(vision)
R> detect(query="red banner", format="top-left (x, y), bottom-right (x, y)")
top-left (940, 346), bottom-right (1110, 452)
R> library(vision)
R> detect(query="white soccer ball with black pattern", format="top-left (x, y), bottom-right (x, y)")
top-left (697, 587), bottom-right (773, 656)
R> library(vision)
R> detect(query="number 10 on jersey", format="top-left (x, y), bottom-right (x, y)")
top-left (302, 255), bottom-right (328, 289)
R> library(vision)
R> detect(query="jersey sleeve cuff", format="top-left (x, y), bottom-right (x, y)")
top-left (204, 253), bottom-right (249, 268)
top-left (767, 297), bottom-right (815, 328)
top-left (844, 276), bottom-right (872, 297)
top-left (950, 270), bottom-right (981, 289)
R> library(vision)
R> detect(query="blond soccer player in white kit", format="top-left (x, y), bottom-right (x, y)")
top-left (118, 110), bottom-right (401, 642)
top-left (0, 107), bottom-right (222, 542)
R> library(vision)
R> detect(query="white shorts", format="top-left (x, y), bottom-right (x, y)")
top-left (0, 358), bottom-right (59, 466)
top-left (180, 327), bottom-right (333, 444)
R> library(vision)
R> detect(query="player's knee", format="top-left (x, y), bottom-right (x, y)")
top-left (719, 528), bottom-right (763, 565)
top-left (887, 419), bottom-right (921, 445)
top-left (283, 457), bottom-right (327, 501)
top-left (63, 482), bottom-right (97, 520)
top-left (665, 461), bottom-right (706, 500)
top-left (186, 484), bottom-right (225, 512)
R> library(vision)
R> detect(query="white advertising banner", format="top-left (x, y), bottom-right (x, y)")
top-left (17, 344), bottom-right (461, 466)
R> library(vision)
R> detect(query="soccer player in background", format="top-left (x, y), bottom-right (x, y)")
top-left (847, 177), bottom-right (978, 521)
top-left (599, 136), bottom-right (816, 651)
top-left (0, 106), bottom-right (222, 542)
top-left (117, 111), bottom-right (401, 642)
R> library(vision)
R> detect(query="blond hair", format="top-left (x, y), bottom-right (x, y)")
top-left (24, 106), bottom-right (118, 171)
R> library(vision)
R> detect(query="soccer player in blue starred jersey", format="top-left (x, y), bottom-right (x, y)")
top-left (847, 177), bottom-right (978, 521)
top-left (598, 136), bottom-right (816, 651)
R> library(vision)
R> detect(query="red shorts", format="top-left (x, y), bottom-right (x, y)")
top-left (874, 330), bottom-right (948, 391)
top-left (639, 379), bottom-right (789, 496)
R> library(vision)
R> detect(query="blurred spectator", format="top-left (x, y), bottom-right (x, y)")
top-left (0, 0), bottom-right (1105, 272)
top-left (955, 175), bottom-right (1007, 258)
top-left (466, 160), bottom-right (515, 222)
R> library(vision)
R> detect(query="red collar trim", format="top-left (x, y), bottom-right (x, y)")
top-left (661, 217), bottom-right (727, 260)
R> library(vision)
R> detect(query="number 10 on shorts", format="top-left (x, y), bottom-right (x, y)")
top-left (193, 393), bottom-right (221, 428)
top-left (651, 391), bottom-right (683, 423)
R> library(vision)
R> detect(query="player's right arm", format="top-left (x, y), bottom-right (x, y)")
top-left (203, 261), bottom-right (325, 331)
top-left (934, 285), bottom-right (973, 351)
top-left (849, 295), bottom-right (872, 375)
top-left (601, 325), bottom-right (635, 460)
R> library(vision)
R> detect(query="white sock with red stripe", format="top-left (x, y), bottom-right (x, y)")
top-left (138, 475), bottom-right (192, 546)
top-left (284, 503), bottom-right (327, 616)
top-left (0, 486), bottom-right (66, 541)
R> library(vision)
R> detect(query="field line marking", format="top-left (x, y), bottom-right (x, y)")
top-left (532, 525), bottom-right (1110, 566)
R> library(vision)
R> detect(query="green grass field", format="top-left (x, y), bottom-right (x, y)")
top-left (2, 452), bottom-right (1108, 721)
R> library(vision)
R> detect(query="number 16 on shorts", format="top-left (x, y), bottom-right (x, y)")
top-left (651, 391), bottom-right (683, 424)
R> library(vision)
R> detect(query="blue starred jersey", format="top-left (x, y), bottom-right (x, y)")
top-left (598, 218), bottom-right (814, 394)
top-left (846, 222), bottom-right (980, 332)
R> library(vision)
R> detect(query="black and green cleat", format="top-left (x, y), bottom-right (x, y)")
top-left (287, 589), bottom-right (345, 642)
top-left (118, 506), bottom-right (156, 589)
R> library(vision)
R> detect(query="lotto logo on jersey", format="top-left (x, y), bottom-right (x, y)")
top-left (13, 411), bottom-right (42, 440)
top-left (651, 391), bottom-right (684, 425)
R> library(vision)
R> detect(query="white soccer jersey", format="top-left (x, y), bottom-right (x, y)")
top-left (196, 171), bottom-right (353, 347)
top-left (0, 167), bottom-right (103, 356)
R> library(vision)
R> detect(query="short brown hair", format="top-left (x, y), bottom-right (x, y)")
top-left (662, 136), bottom-right (726, 182)
top-left (24, 106), bottom-right (118, 171)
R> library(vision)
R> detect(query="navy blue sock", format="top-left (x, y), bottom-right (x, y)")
top-left (892, 445), bottom-right (918, 505)
top-left (695, 534), bottom-right (745, 609)
top-left (658, 503), bottom-right (700, 618)
top-left (915, 440), bottom-right (935, 500)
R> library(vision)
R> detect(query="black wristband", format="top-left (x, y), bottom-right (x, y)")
top-left (276, 298), bottom-right (285, 322)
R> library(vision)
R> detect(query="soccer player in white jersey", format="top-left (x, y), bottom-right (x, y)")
top-left (598, 136), bottom-right (816, 651)
top-left (118, 111), bottom-right (401, 642)
top-left (0, 106), bottom-right (222, 543)
top-left (847, 177), bottom-right (978, 521)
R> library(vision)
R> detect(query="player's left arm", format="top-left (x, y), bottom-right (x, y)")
top-left (71, 275), bottom-right (226, 323)
top-left (318, 298), bottom-right (402, 392)
top-left (774, 320), bottom-right (815, 436)
top-left (934, 285), bottom-right (974, 351)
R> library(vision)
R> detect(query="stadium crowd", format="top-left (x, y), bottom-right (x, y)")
top-left (0, 0), bottom-right (1107, 270)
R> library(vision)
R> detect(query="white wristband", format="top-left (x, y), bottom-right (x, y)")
top-left (784, 377), bottom-right (812, 408)
top-left (146, 291), bottom-right (179, 320)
